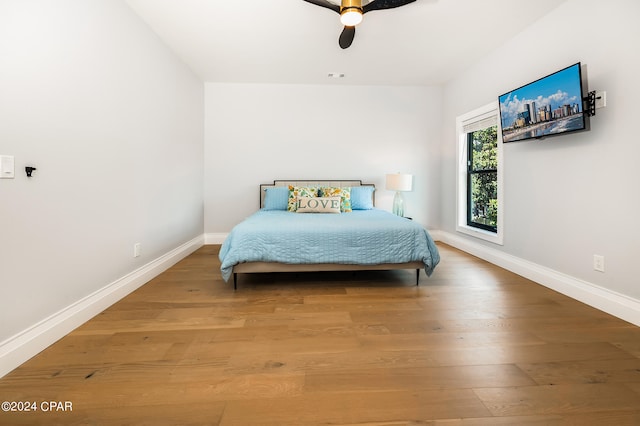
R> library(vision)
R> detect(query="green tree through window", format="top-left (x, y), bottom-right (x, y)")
top-left (467, 126), bottom-right (498, 232)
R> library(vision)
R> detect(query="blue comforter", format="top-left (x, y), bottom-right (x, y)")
top-left (219, 209), bottom-right (440, 282)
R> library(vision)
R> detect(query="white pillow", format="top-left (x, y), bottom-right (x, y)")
top-left (296, 196), bottom-right (341, 213)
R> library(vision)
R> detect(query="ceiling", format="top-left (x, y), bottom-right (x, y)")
top-left (125, 0), bottom-right (565, 86)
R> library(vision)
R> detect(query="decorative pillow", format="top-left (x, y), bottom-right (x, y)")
top-left (263, 186), bottom-right (290, 210)
top-left (320, 187), bottom-right (351, 212)
top-left (350, 186), bottom-right (375, 210)
top-left (288, 186), bottom-right (319, 212)
top-left (296, 196), bottom-right (341, 214)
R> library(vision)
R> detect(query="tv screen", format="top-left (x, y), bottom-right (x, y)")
top-left (498, 63), bottom-right (587, 143)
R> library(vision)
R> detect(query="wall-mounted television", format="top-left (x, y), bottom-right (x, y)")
top-left (499, 63), bottom-right (588, 143)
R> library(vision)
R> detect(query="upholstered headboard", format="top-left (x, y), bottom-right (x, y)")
top-left (259, 180), bottom-right (375, 209)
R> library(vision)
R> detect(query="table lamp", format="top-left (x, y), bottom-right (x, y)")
top-left (385, 173), bottom-right (413, 217)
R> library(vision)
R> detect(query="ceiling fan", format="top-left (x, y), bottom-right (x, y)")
top-left (303, 0), bottom-right (416, 49)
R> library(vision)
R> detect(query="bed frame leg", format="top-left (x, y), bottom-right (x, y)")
top-left (416, 269), bottom-right (420, 286)
top-left (233, 273), bottom-right (237, 290)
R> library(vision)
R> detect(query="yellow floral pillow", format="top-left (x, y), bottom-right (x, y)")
top-left (287, 186), bottom-right (319, 212)
top-left (320, 187), bottom-right (351, 212)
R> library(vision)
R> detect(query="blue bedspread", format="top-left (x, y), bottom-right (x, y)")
top-left (219, 209), bottom-right (440, 282)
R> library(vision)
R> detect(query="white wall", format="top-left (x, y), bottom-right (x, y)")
top-left (204, 83), bottom-right (442, 234)
top-left (0, 1), bottom-right (204, 346)
top-left (441, 0), bottom-right (640, 301)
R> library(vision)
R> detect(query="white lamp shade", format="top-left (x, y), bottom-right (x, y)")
top-left (385, 173), bottom-right (413, 192)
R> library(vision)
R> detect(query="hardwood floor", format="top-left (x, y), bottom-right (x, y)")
top-left (1, 243), bottom-right (639, 425)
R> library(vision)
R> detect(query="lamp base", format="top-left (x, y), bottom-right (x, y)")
top-left (392, 191), bottom-right (405, 217)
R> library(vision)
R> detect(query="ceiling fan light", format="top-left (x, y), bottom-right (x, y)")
top-left (340, 8), bottom-right (363, 26)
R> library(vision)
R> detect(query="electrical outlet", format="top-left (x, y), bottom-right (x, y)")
top-left (593, 254), bottom-right (605, 272)
top-left (134, 243), bottom-right (141, 258)
top-left (595, 91), bottom-right (606, 109)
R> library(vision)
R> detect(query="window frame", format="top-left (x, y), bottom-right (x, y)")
top-left (456, 102), bottom-right (504, 245)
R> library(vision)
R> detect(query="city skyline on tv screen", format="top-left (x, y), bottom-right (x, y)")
top-left (499, 63), bottom-right (585, 142)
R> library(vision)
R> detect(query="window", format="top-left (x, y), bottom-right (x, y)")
top-left (456, 102), bottom-right (503, 245)
top-left (467, 126), bottom-right (498, 232)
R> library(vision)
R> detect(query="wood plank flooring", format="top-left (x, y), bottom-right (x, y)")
top-left (1, 243), bottom-right (639, 425)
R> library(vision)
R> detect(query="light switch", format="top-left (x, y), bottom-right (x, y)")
top-left (0, 155), bottom-right (15, 179)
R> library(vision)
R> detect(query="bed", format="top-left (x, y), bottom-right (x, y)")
top-left (219, 180), bottom-right (440, 289)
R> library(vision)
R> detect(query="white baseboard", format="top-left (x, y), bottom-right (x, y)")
top-left (0, 235), bottom-right (204, 379)
top-left (205, 233), bottom-right (228, 244)
top-left (436, 231), bottom-right (640, 327)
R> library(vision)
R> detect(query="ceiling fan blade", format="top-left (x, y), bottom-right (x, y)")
top-left (302, 0), bottom-right (340, 14)
top-left (363, 0), bottom-right (416, 13)
top-left (339, 26), bottom-right (356, 49)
